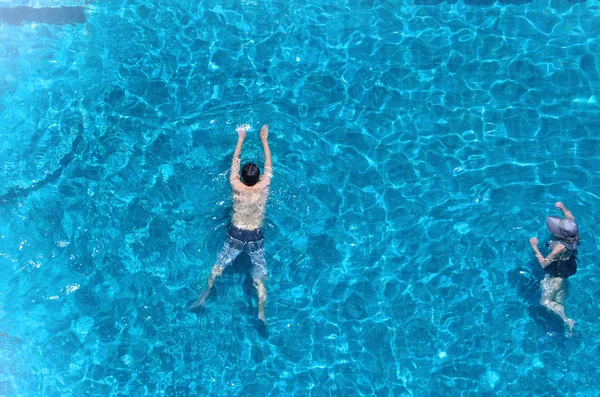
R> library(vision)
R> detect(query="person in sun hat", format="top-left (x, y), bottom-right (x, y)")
top-left (529, 201), bottom-right (580, 335)
top-left (190, 124), bottom-right (273, 324)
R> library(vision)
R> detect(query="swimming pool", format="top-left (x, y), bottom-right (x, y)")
top-left (1, 0), bottom-right (599, 395)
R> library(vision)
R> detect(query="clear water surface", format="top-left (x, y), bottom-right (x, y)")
top-left (1, 0), bottom-right (599, 395)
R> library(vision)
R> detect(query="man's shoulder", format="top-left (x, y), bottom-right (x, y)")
top-left (230, 179), bottom-right (247, 191)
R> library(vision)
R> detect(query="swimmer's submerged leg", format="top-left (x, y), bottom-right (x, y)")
top-left (248, 242), bottom-right (268, 324)
top-left (540, 276), bottom-right (575, 335)
top-left (190, 238), bottom-right (242, 311)
top-left (190, 265), bottom-right (224, 311)
top-left (253, 278), bottom-right (267, 324)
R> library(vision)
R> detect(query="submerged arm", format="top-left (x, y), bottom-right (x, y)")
top-left (529, 237), bottom-right (564, 267)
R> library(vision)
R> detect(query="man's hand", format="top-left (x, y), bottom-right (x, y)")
top-left (260, 124), bottom-right (268, 141)
top-left (555, 201), bottom-right (565, 210)
top-left (529, 237), bottom-right (538, 249)
top-left (237, 125), bottom-right (247, 141)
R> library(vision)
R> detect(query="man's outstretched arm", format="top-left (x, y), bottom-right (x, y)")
top-left (230, 126), bottom-right (247, 185)
top-left (259, 124), bottom-right (273, 186)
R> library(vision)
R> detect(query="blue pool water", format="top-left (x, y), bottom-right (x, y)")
top-left (1, 0), bottom-right (600, 395)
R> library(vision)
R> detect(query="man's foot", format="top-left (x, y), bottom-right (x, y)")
top-left (258, 311), bottom-right (267, 325)
top-left (189, 298), bottom-right (206, 312)
top-left (566, 319), bottom-right (575, 336)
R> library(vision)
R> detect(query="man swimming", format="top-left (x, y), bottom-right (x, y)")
top-left (529, 201), bottom-right (580, 335)
top-left (190, 124), bottom-right (273, 324)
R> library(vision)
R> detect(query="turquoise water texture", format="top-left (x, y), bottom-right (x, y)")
top-left (1, 0), bottom-right (600, 395)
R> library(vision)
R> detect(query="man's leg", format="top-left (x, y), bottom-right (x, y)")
top-left (253, 278), bottom-right (267, 324)
top-left (249, 242), bottom-right (268, 324)
top-left (190, 265), bottom-right (224, 311)
top-left (190, 238), bottom-right (242, 311)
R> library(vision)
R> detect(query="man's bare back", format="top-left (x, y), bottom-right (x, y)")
top-left (231, 173), bottom-right (271, 230)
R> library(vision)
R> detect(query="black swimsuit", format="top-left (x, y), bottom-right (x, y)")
top-left (544, 242), bottom-right (577, 278)
top-left (228, 225), bottom-right (264, 243)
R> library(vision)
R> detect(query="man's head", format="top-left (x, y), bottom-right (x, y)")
top-left (241, 162), bottom-right (260, 186)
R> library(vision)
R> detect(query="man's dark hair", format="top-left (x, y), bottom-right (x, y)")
top-left (241, 163), bottom-right (260, 186)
